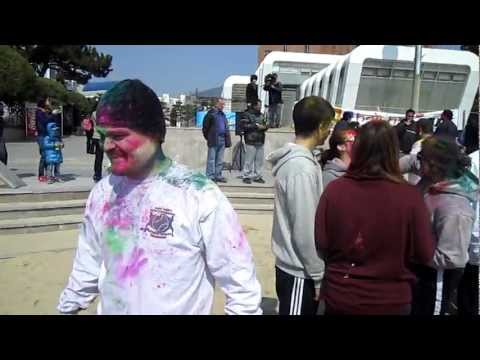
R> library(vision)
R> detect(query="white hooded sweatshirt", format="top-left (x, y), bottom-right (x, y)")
top-left (57, 161), bottom-right (262, 315)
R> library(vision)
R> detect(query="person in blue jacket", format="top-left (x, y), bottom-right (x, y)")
top-left (43, 122), bottom-right (64, 184)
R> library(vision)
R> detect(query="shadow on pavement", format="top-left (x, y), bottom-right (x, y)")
top-left (60, 174), bottom-right (77, 182)
top-left (17, 173), bottom-right (36, 178)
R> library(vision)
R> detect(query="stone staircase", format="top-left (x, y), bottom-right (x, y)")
top-left (0, 183), bottom-right (274, 234)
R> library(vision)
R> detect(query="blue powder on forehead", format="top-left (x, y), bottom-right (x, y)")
top-left (96, 79), bottom-right (166, 139)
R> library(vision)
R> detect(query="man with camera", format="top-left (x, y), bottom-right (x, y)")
top-left (263, 73), bottom-right (283, 128)
top-left (246, 75), bottom-right (259, 109)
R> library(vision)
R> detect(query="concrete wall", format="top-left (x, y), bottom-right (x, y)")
top-left (3, 128), bottom-right (26, 142)
top-left (163, 127), bottom-right (296, 171)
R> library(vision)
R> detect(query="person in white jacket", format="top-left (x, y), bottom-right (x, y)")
top-left (57, 79), bottom-right (262, 315)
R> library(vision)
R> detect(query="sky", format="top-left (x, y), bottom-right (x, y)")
top-left (92, 45), bottom-right (462, 96)
top-left (93, 45), bottom-right (258, 96)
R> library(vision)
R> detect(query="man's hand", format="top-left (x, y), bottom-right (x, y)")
top-left (314, 288), bottom-right (321, 301)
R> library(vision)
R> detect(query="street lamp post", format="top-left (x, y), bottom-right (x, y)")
top-left (411, 45), bottom-right (422, 112)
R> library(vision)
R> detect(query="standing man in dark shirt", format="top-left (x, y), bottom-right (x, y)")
top-left (333, 111), bottom-right (354, 133)
top-left (434, 109), bottom-right (458, 140)
top-left (395, 108), bottom-right (419, 155)
top-left (246, 75), bottom-right (259, 110)
top-left (202, 98), bottom-right (232, 183)
top-left (264, 73), bottom-right (283, 128)
top-left (240, 100), bottom-right (268, 184)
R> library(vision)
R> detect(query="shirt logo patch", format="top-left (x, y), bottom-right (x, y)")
top-left (143, 207), bottom-right (175, 238)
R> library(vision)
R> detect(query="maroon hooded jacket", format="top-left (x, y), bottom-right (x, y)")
top-left (315, 175), bottom-right (435, 315)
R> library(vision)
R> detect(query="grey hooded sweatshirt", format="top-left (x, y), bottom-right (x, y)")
top-left (322, 158), bottom-right (348, 188)
top-left (425, 172), bottom-right (478, 269)
top-left (266, 143), bottom-right (324, 288)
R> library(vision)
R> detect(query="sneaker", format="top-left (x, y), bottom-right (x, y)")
top-left (243, 178), bottom-right (252, 184)
top-left (215, 177), bottom-right (227, 183)
top-left (253, 178), bottom-right (265, 184)
top-left (38, 176), bottom-right (48, 183)
top-left (47, 178), bottom-right (55, 184)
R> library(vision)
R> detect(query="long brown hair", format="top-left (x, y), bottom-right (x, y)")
top-left (347, 120), bottom-right (406, 184)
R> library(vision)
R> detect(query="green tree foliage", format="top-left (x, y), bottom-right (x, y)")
top-left (0, 45), bottom-right (36, 104)
top-left (13, 45), bottom-right (113, 84)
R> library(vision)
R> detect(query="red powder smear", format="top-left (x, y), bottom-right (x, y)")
top-left (141, 209), bottom-right (150, 224)
top-left (97, 113), bottom-right (129, 128)
top-left (105, 216), bottom-right (132, 230)
top-left (231, 220), bottom-right (247, 250)
top-left (117, 247), bottom-right (148, 281)
top-left (102, 201), bottom-right (112, 215)
top-left (123, 136), bottom-right (145, 150)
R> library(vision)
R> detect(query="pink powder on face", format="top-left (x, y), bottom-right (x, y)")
top-left (107, 131), bottom-right (149, 175)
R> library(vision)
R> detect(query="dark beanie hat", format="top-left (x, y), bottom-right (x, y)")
top-left (96, 79), bottom-right (166, 141)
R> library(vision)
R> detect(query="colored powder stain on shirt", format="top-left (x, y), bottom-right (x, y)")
top-left (105, 228), bottom-right (127, 254)
top-left (105, 217), bottom-right (133, 230)
top-left (101, 201), bottom-right (112, 215)
top-left (189, 172), bottom-right (214, 190)
top-left (152, 156), bottom-right (172, 175)
top-left (229, 217), bottom-right (247, 250)
top-left (232, 229), bottom-right (247, 250)
top-left (117, 246), bottom-right (149, 281)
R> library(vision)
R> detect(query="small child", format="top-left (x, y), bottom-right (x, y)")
top-left (42, 122), bottom-right (64, 184)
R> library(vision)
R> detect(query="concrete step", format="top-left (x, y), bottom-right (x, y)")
top-left (0, 184), bottom-right (274, 204)
top-left (0, 203), bottom-right (273, 234)
top-left (233, 203), bottom-right (274, 215)
top-left (218, 184), bottom-right (274, 194)
top-left (224, 192), bottom-right (274, 205)
top-left (0, 199), bottom-right (87, 220)
top-left (0, 191), bottom-right (90, 204)
top-left (0, 214), bottom-right (83, 235)
top-left (0, 193), bottom-right (271, 218)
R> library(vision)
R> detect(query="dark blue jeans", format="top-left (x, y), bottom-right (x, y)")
top-left (37, 137), bottom-right (46, 177)
top-left (206, 134), bottom-right (225, 180)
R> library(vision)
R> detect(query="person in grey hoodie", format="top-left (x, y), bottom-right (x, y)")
top-left (266, 96), bottom-right (335, 315)
top-left (412, 136), bottom-right (478, 315)
top-left (320, 128), bottom-right (357, 188)
top-left (458, 148), bottom-right (479, 315)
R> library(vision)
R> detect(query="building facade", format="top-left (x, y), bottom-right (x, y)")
top-left (258, 45), bottom-right (355, 64)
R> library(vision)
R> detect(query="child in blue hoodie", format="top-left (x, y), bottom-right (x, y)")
top-left (43, 122), bottom-right (64, 184)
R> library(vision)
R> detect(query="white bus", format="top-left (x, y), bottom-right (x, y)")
top-left (300, 45), bottom-right (479, 129)
top-left (255, 51), bottom-right (342, 127)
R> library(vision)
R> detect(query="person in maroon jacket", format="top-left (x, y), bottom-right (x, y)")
top-left (315, 120), bottom-right (435, 315)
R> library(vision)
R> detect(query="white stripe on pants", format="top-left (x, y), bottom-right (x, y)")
top-left (289, 277), bottom-right (304, 315)
top-left (434, 270), bottom-right (444, 315)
